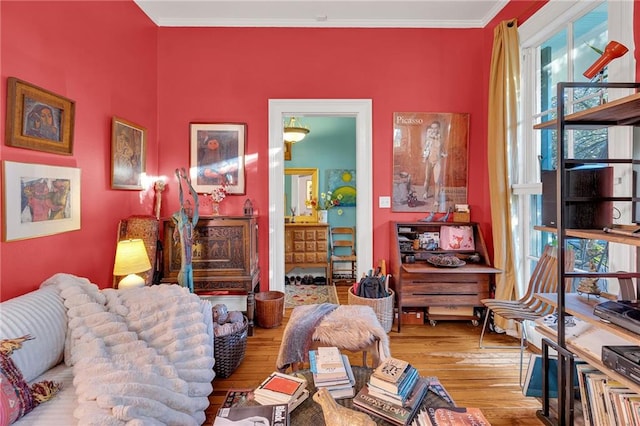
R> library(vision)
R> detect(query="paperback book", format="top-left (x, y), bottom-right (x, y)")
top-left (309, 349), bottom-right (349, 382)
top-left (424, 377), bottom-right (455, 406)
top-left (372, 357), bottom-right (410, 383)
top-left (368, 376), bottom-right (429, 409)
top-left (316, 346), bottom-right (344, 369)
top-left (370, 364), bottom-right (419, 395)
top-left (254, 371), bottom-right (307, 404)
top-left (214, 403), bottom-right (289, 426)
top-left (415, 407), bottom-right (490, 426)
top-left (254, 388), bottom-right (310, 412)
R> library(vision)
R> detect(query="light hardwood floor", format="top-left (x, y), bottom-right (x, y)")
top-left (205, 286), bottom-right (546, 425)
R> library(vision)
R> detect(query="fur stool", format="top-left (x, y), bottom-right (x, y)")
top-left (276, 304), bottom-right (391, 372)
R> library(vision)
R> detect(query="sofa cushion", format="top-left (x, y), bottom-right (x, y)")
top-left (0, 288), bottom-right (66, 382)
top-left (0, 337), bottom-right (61, 426)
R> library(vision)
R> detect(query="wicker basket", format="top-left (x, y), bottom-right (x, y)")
top-left (255, 291), bottom-right (285, 328)
top-left (214, 316), bottom-right (248, 378)
top-left (348, 286), bottom-right (395, 333)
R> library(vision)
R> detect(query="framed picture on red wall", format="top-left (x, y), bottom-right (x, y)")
top-left (111, 117), bottom-right (147, 190)
top-left (392, 112), bottom-right (469, 213)
top-left (2, 161), bottom-right (81, 241)
top-left (189, 122), bottom-right (246, 195)
top-left (5, 77), bottom-right (75, 155)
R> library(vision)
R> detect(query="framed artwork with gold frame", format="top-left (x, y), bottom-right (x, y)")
top-left (5, 77), bottom-right (75, 155)
top-left (111, 117), bottom-right (147, 190)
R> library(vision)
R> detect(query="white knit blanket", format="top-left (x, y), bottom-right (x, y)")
top-left (41, 274), bottom-right (215, 426)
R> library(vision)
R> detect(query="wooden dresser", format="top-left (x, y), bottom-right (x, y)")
top-left (389, 221), bottom-right (500, 331)
top-left (284, 223), bottom-right (329, 281)
top-left (162, 215), bottom-right (259, 335)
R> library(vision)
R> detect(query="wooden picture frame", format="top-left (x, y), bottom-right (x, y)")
top-left (111, 117), bottom-right (146, 190)
top-left (392, 112), bottom-right (469, 213)
top-left (3, 161), bottom-right (81, 241)
top-left (190, 122), bottom-right (246, 195)
top-left (5, 78), bottom-right (75, 155)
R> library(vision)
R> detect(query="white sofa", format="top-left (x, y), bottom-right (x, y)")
top-left (0, 274), bottom-right (215, 425)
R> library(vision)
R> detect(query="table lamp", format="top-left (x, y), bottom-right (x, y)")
top-left (113, 239), bottom-right (151, 289)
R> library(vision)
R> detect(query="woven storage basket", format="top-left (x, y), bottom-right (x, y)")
top-left (255, 291), bottom-right (285, 328)
top-left (348, 286), bottom-right (395, 333)
top-left (214, 316), bottom-right (248, 378)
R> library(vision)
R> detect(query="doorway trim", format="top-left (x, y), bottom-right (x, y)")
top-left (268, 99), bottom-right (373, 294)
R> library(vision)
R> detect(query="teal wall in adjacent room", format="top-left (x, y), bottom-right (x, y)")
top-left (285, 116), bottom-right (357, 230)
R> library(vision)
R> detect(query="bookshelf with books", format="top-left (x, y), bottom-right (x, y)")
top-left (533, 82), bottom-right (640, 425)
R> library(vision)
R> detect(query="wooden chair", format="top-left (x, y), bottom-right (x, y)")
top-left (478, 245), bottom-right (575, 386)
top-left (329, 227), bottom-right (357, 285)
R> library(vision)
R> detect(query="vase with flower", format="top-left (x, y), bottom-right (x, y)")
top-left (209, 184), bottom-right (227, 215)
top-left (308, 191), bottom-right (342, 223)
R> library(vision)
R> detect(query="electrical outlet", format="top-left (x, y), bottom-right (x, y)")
top-left (379, 196), bottom-right (391, 208)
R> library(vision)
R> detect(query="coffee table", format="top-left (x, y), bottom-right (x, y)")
top-left (288, 366), bottom-right (453, 425)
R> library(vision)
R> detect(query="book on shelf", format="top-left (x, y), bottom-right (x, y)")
top-left (221, 388), bottom-right (256, 408)
top-left (522, 353), bottom-right (583, 398)
top-left (372, 357), bottom-right (411, 384)
top-left (254, 371), bottom-right (307, 405)
top-left (414, 406), bottom-right (490, 426)
top-left (423, 377), bottom-right (455, 406)
top-left (576, 363), bottom-right (600, 426)
top-left (353, 378), bottom-right (428, 426)
top-left (370, 364), bottom-right (419, 396)
top-left (213, 403), bottom-right (289, 426)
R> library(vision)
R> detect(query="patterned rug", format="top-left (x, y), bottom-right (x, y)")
top-left (285, 284), bottom-right (339, 308)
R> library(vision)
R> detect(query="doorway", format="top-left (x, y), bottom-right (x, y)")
top-left (268, 99), bottom-right (373, 294)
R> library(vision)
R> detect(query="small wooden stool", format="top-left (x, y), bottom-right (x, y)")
top-left (278, 304), bottom-right (390, 372)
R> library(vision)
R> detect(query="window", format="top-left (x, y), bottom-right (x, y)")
top-left (515, 0), bottom-right (635, 296)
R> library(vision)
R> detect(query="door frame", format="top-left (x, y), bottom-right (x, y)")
top-left (268, 99), bottom-right (373, 294)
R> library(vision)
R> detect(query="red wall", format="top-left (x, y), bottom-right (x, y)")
top-left (6, 0), bottom-right (608, 301)
top-left (1, 1), bottom-right (158, 300)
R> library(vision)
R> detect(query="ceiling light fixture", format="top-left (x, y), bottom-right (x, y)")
top-left (283, 117), bottom-right (310, 143)
top-left (583, 40), bottom-right (629, 80)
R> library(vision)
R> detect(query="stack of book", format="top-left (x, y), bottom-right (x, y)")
top-left (353, 357), bottom-right (428, 425)
top-left (253, 371), bottom-right (309, 412)
top-left (309, 346), bottom-right (356, 399)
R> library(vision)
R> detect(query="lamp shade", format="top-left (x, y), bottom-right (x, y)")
top-left (113, 239), bottom-right (151, 276)
top-left (583, 41), bottom-right (629, 79)
top-left (283, 117), bottom-right (310, 143)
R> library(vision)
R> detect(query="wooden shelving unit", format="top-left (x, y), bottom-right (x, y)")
top-left (535, 82), bottom-right (640, 426)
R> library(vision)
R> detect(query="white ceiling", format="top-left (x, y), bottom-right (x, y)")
top-left (134, 0), bottom-right (508, 28)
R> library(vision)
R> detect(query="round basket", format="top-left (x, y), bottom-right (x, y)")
top-left (214, 316), bottom-right (248, 378)
top-left (348, 286), bottom-right (395, 333)
top-left (255, 291), bottom-right (285, 328)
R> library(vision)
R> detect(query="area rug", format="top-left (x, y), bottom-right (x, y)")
top-left (285, 284), bottom-right (339, 308)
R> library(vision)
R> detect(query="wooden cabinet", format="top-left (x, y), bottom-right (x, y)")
top-left (284, 223), bottom-right (330, 280)
top-left (389, 221), bottom-right (500, 331)
top-left (162, 215), bottom-right (259, 335)
top-left (534, 82), bottom-right (640, 424)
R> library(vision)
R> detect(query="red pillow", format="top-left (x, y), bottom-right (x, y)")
top-left (0, 336), bottom-right (61, 426)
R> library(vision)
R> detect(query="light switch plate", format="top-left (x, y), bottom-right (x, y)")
top-left (379, 196), bottom-right (391, 208)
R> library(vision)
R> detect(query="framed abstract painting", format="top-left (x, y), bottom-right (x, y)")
top-left (3, 161), bottom-right (81, 241)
